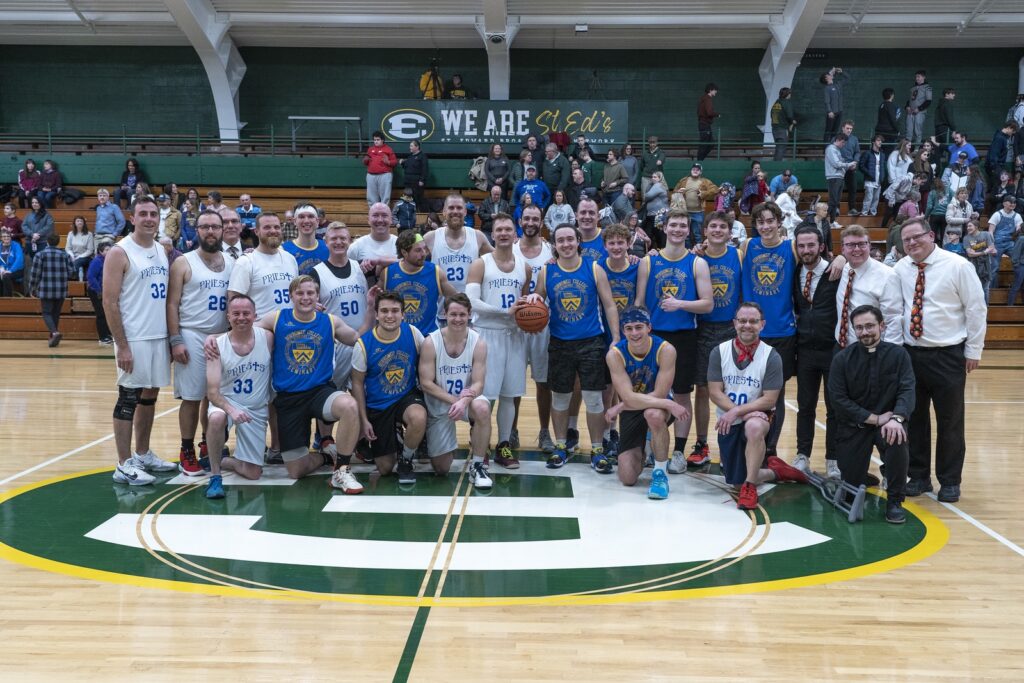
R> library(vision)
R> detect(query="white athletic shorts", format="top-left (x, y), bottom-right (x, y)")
top-left (524, 326), bottom-right (550, 384)
top-left (331, 343), bottom-right (354, 391)
top-left (173, 328), bottom-right (212, 401)
top-left (426, 397), bottom-right (489, 457)
top-left (208, 399), bottom-right (268, 467)
top-left (116, 338), bottom-right (171, 389)
top-left (479, 326), bottom-right (527, 400)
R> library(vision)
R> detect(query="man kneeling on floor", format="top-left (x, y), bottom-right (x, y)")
top-left (708, 301), bottom-right (808, 510)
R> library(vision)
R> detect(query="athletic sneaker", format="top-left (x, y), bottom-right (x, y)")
top-left (791, 453), bottom-right (810, 474)
top-left (547, 444), bottom-right (570, 469)
top-left (205, 474), bottom-right (225, 499)
top-left (825, 459), bottom-right (841, 480)
top-left (265, 447), bottom-right (283, 465)
top-left (603, 429), bottom-right (620, 460)
top-left (648, 469), bottom-right (670, 500)
top-left (494, 441), bottom-right (519, 469)
top-left (132, 450), bottom-right (177, 472)
top-left (737, 482), bottom-right (759, 510)
top-left (112, 459), bottom-right (155, 486)
top-left (197, 456), bottom-right (211, 472)
top-left (177, 446), bottom-right (203, 476)
top-left (591, 448), bottom-right (613, 475)
top-left (766, 455), bottom-right (809, 484)
top-left (667, 450), bottom-right (687, 474)
top-left (99, 337), bottom-right (114, 346)
top-left (469, 461), bottom-right (493, 490)
top-left (198, 440), bottom-right (208, 459)
top-left (565, 428), bottom-right (580, 453)
top-left (396, 457), bottom-right (416, 485)
top-left (319, 436), bottom-right (338, 459)
top-left (537, 430), bottom-right (556, 454)
top-left (509, 429), bottom-right (520, 449)
top-left (312, 432), bottom-right (322, 451)
top-left (355, 438), bottom-right (374, 464)
top-left (330, 466), bottom-right (364, 494)
top-left (686, 442), bottom-right (710, 466)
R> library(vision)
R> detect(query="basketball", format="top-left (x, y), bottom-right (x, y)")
top-left (515, 300), bottom-right (549, 333)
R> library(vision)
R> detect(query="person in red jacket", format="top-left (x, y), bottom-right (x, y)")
top-left (363, 131), bottom-right (398, 208)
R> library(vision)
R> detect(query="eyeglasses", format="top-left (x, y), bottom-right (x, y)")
top-left (843, 241), bottom-right (870, 249)
top-left (901, 232), bottom-right (931, 244)
top-left (734, 318), bottom-right (762, 325)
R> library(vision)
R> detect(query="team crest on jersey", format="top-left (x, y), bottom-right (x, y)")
top-left (653, 268), bottom-right (687, 301)
top-left (385, 368), bottom-right (405, 385)
top-left (284, 331), bottom-right (322, 375)
top-left (396, 281), bottom-right (429, 324)
top-left (378, 349), bottom-right (413, 395)
top-left (712, 281), bottom-right (729, 299)
top-left (613, 296), bottom-right (628, 310)
top-left (750, 252), bottom-right (786, 296)
top-left (561, 295), bottom-right (581, 312)
top-left (550, 278), bottom-right (591, 323)
top-left (403, 297), bottom-right (421, 313)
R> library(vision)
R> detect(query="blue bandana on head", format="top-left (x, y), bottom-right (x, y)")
top-left (619, 306), bottom-right (651, 329)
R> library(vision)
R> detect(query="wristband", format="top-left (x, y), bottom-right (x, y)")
top-left (169, 334), bottom-right (186, 347)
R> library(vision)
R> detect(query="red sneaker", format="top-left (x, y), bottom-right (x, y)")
top-left (178, 446), bottom-right (203, 476)
top-left (686, 442), bottom-right (710, 466)
top-left (737, 482), bottom-right (759, 510)
top-left (198, 440), bottom-right (208, 458)
top-left (766, 455), bottom-right (809, 484)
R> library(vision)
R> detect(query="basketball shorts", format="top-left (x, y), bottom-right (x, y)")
top-left (525, 326), bottom-right (550, 383)
top-left (207, 399), bottom-right (268, 466)
top-left (652, 328), bottom-right (698, 394)
top-left (173, 327), bottom-right (213, 401)
top-left (478, 325), bottom-right (527, 400)
top-left (619, 408), bottom-right (676, 454)
top-left (717, 411), bottom-right (775, 486)
top-left (332, 343), bottom-right (355, 391)
top-left (273, 383), bottom-right (346, 458)
top-left (367, 390), bottom-right (426, 458)
top-left (761, 334), bottom-right (796, 381)
top-left (426, 396), bottom-right (490, 457)
top-left (695, 321), bottom-right (736, 387)
top-left (548, 334), bottom-right (607, 394)
top-left (116, 338), bottom-right (171, 389)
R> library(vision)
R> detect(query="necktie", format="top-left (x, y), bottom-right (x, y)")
top-left (803, 269), bottom-right (814, 302)
top-left (838, 268), bottom-right (856, 348)
top-left (228, 246), bottom-right (239, 259)
top-left (910, 261), bottom-right (926, 339)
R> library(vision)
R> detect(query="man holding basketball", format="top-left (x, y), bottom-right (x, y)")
top-left (465, 213), bottom-right (532, 468)
top-left (535, 224), bottom-right (620, 473)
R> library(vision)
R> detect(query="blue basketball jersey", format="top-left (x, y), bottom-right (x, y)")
top-left (580, 234), bottom-right (608, 264)
top-left (271, 308), bottom-right (335, 393)
top-left (645, 252), bottom-right (699, 332)
top-left (741, 237), bottom-right (796, 338)
top-left (600, 258), bottom-right (639, 312)
top-left (612, 335), bottom-right (668, 395)
top-left (384, 261), bottom-right (441, 334)
top-left (701, 245), bottom-right (742, 324)
top-left (282, 239), bottom-right (330, 276)
top-left (357, 323), bottom-right (419, 411)
top-left (544, 258), bottom-right (604, 341)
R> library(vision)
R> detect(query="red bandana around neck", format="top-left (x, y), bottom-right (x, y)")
top-left (733, 338), bottom-right (760, 365)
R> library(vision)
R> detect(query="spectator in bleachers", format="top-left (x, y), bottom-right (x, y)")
top-left (113, 158), bottom-right (146, 208)
top-left (93, 189), bottom-right (125, 238)
top-left (821, 67), bottom-right (847, 142)
top-left (541, 143), bottom-right (571, 198)
top-left (513, 193), bottom-right (536, 235)
top-left (183, 187), bottom-right (201, 212)
top-left (157, 193), bottom-right (181, 243)
top-left (28, 232), bottom-right (73, 347)
top-left (1008, 231), bottom-right (1024, 306)
top-left (897, 190), bottom-right (922, 223)
top-left (37, 160), bottom-right (63, 209)
top-left (85, 240), bottom-right (112, 344)
top-left (943, 229), bottom-right (965, 256)
top-left (641, 171), bottom-right (669, 235)
top-left (567, 134), bottom-right (595, 163)
top-left (625, 212), bottom-right (651, 258)
top-left (932, 88), bottom-right (957, 159)
top-left (798, 202), bottom-right (834, 257)
top-left (962, 218), bottom-right (995, 302)
top-left (128, 182), bottom-right (153, 213)
top-left (0, 227), bottom-right (25, 296)
top-left (363, 130), bottom-right (398, 208)
top-left (926, 178), bottom-right (951, 238)
top-left (235, 193), bottom-right (262, 234)
top-left (948, 131), bottom-right (979, 166)
top-left (887, 139), bottom-right (914, 185)
top-left (392, 189), bottom-right (418, 231)
top-left (522, 135), bottom-right (544, 164)
top-left (945, 186), bottom-right (976, 241)
top-left (601, 148), bottom-right (630, 206)
top-left (883, 173), bottom-right (924, 230)
top-left (65, 216), bottom-right (94, 281)
top-left (16, 159), bottom-right (41, 209)
top-left (769, 169), bottom-right (799, 198)
top-left (987, 194), bottom-right (1023, 292)
top-left (3, 203), bottom-right (24, 244)
top-left (1008, 93), bottom-right (1024, 129)
top-left (967, 165), bottom-right (986, 213)
top-left (738, 161), bottom-right (763, 215)
top-left (281, 209), bottom-right (297, 242)
top-left (619, 143), bottom-right (639, 187)
top-left (544, 190), bottom-right (576, 234)
top-left (178, 198), bottom-right (199, 251)
top-left (943, 151), bottom-right (970, 193)
top-left (23, 197), bottom-right (54, 261)
top-left (565, 167), bottom-right (595, 211)
top-left (513, 166), bottom-right (550, 212)
top-left (509, 149), bottom-right (532, 192)
top-left (200, 189), bottom-right (226, 214)
top-left (986, 121), bottom-right (1018, 189)
top-left (905, 70), bottom-right (932, 145)
top-left (715, 182), bottom-right (736, 213)
top-left (913, 147), bottom-right (935, 210)
top-left (162, 183), bottom-right (180, 210)
top-left (776, 184), bottom-right (803, 236)
top-left (697, 82), bottom-right (720, 161)
top-left (578, 148), bottom-right (599, 189)
top-left (610, 184), bottom-right (638, 224)
top-left (874, 88), bottom-right (902, 151)
top-left (991, 169), bottom-right (1015, 208)
top-left (838, 121), bottom-right (862, 216)
top-left (316, 207), bottom-right (331, 239)
top-left (478, 185), bottom-right (510, 244)
top-left (158, 235), bottom-right (182, 266)
top-left (444, 74), bottom-right (472, 100)
top-left (400, 140), bottom-right (429, 210)
top-left (727, 209), bottom-right (748, 247)
top-left (484, 144), bottom-right (511, 200)
top-left (771, 87), bottom-right (797, 162)
top-left (639, 136), bottom-right (666, 198)
top-left (673, 163), bottom-right (718, 243)
top-left (859, 134), bottom-right (887, 217)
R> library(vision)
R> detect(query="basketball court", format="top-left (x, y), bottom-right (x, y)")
top-left (1, 340), bottom-right (1022, 680)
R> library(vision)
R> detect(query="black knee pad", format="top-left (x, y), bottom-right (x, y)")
top-left (113, 386), bottom-right (142, 421)
top-left (137, 396), bottom-right (157, 407)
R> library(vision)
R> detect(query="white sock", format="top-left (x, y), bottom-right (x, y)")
top-left (568, 416), bottom-right (578, 430)
top-left (654, 460), bottom-right (668, 472)
top-left (402, 446), bottom-right (416, 460)
top-left (497, 397), bottom-right (516, 443)
top-left (472, 454), bottom-right (484, 464)
top-left (603, 427), bottom-right (611, 440)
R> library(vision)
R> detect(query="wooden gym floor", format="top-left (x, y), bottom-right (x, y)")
top-left (0, 340), bottom-right (1022, 682)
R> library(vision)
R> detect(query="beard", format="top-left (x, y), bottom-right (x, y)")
top-left (260, 235), bottom-right (282, 249)
top-left (200, 236), bottom-right (222, 253)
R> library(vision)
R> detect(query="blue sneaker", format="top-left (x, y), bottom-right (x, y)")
top-left (591, 449), bottom-right (613, 474)
top-left (565, 428), bottom-right (580, 453)
top-left (648, 469), bottom-right (669, 500)
top-left (205, 474), bottom-right (225, 499)
top-left (312, 432), bottom-right (322, 450)
top-left (197, 456), bottom-right (211, 472)
top-left (547, 444), bottom-right (570, 469)
top-left (605, 429), bottom-right (620, 459)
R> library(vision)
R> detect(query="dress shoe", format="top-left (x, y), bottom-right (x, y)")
top-left (904, 478), bottom-right (933, 497)
top-left (885, 500), bottom-right (906, 524)
top-left (937, 484), bottom-right (960, 503)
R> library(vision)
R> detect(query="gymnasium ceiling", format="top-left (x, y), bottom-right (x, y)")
top-left (1, 0), bottom-right (1023, 49)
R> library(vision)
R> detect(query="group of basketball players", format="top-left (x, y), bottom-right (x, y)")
top-left (102, 188), bottom-right (983, 520)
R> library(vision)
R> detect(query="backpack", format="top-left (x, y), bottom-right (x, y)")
top-left (62, 187), bottom-right (86, 205)
top-left (468, 156), bottom-right (488, 191)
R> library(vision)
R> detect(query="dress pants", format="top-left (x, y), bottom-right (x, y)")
top-left (795, 345), bottom-right (836, 461)
top-left (905, 344), bottom-right (967, 486)
top-left (835, 423), bottom-right (908, 503)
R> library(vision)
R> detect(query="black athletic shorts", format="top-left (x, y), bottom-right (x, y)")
top-left (548, 334), bottom-right (608, 394)
top-left (274, 383), bottom-right (343, 454)
top-left (695, 321), bottom-right (737, 387)
top-left (653, 328), bottom-right (698, 394)
top-left (367, 390), bottom-right (426, 458)
top-left (619, 408), bottom-right (676, 454)
top-left (761, 334), bottom-right (796, 381)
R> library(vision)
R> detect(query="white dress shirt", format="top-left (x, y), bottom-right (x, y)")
top-left (799, 257), bottom-right (828, 302)
top-left (836, 257), bottom-right (904, 345)
top-left (894, 246), bottom-right (987, 359)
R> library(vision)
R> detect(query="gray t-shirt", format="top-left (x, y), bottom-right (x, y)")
top-left (706, 342), bottom-right (784, 391)
top-left (963, 231), bottom-right (993, 279)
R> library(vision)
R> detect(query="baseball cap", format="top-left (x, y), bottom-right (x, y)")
top-left (157, 193), bottom-right (170, 202)
top-left (692, 162), bottom-right (702, 171)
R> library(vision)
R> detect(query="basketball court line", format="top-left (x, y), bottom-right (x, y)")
top-left (783, 399), bottom-right (1024, 558)
top-left (0, 405), bottom-right (181, 488)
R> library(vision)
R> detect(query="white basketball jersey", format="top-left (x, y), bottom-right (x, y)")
top-left (117, 235), bottom-right (169, 342)
top-left (513, 241), bottom-right (553, 294)
top-left (178, 250), bottom-right (233, 334)
top-left (475, 252), bottom-right (527, 330)
top-left (425, 328), bottom-right (479, 417)
top-left (313, 260), bottom-right (368, 331)
top-left (431, 228), bottom-right (481, 293)
top-left (228, 249), bottom-right (298, 318)
top-left (715, 339), bottom-right (773, 427)
top-left (216, 327), bottom-right (272, 411)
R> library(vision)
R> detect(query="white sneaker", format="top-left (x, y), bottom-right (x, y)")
top-left (826, 459), bottom-right (841, 480)
top-left (791, 453), bottom-right (810, 474)
top-left (667, 450), bottom-right (687, 474)
top-left (113, 460), bottom-right (155, 485)
top-left (131, 450), bottom-right (177, 472)
top-left (329, 466), bottom-right (363, 494)
top-left (469, 461), bottom-right (493, 490)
